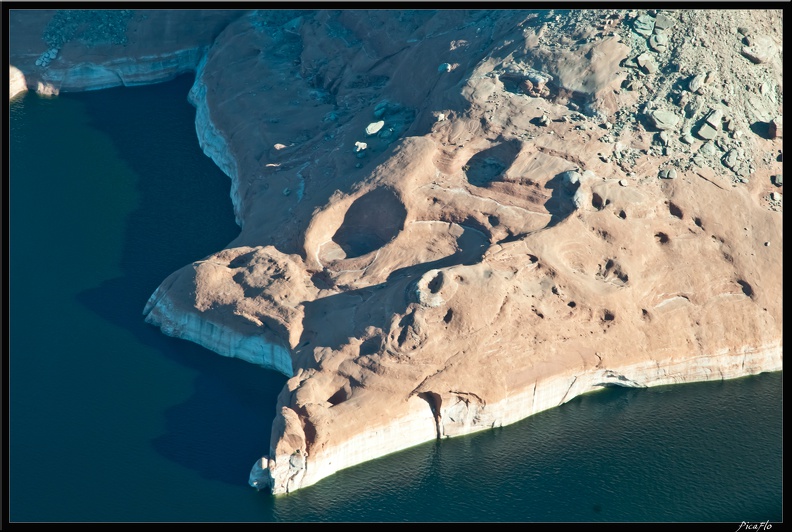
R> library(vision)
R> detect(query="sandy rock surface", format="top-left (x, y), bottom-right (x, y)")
top-left (10, 8), bottom-right (782, 496)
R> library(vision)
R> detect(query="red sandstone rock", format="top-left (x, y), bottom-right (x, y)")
top-left (10, 8), bottom-right (783, 496)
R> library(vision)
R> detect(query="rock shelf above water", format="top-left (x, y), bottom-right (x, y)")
top-left (10, 8), bottom-right (783, 496)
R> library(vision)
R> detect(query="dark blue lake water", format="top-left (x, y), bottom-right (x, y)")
top-left (8, 75), bottom-right (783, 523)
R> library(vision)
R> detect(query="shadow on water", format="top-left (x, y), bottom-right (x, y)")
top-left (71, 74), bottom-right (287, 486)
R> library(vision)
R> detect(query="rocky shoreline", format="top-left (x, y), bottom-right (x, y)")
top-left (10, 8), bottom-right (782, 497)
top-left (252, 342), bottom-right (781, 494)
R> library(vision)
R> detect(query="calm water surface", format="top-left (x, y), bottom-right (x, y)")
top-left (8, 75), bottom-right (782, 523)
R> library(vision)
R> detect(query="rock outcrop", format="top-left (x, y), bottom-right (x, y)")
top-left (11, 9), bottom-right (783, 496)
top-left (9, 65), bottom-right (27, 99)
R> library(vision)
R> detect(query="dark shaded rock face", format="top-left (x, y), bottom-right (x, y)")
top-left (10, 9), bottom-right (246, 92)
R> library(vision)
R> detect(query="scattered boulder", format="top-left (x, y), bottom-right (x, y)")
top-left (633, 14), bottom-right (655, 37)
top-left (649, 109), bottom-right (680, 130)
top-left (697, 122), bottom-right (718, 140)
top-left (354, 141), bottom-right (367, 152)
top-left (741, 34), bottom-right (779, 64)
top-left (771, 174), bottom-right (782, 187)
top-left (653, 13), bottom-right (676, 32)
top-left (649, 32), bottom-right (669, 53)
top-left (723, 148), bottom-right (740, 169)
top-left (658, 168), bottom-right (677, 179)
top-left (636, 52), bottom-right (658, 74)
top-left (696, 108), bottom-right (723, 140)
top-left (699, 141), bottom-right (717, 156)
top-left (705, 108), bottom-right (723, 127)
top-left (689, 72), bottom-right (707, 94)
top-left (372, 100), bottom-right (399, 119)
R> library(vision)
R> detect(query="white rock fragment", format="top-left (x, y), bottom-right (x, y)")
top-left (637, 52), bottom-right (658, 74)
top-left (365, 121), bottom-right (385, 136)
top-left (354, 141), bottom-right (367, 152)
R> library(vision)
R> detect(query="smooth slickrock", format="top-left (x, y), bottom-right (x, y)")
top-left (11, 8), bottom-right (783, 497)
